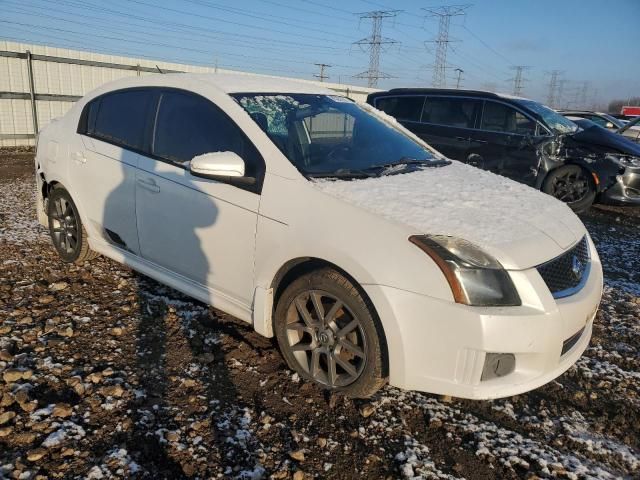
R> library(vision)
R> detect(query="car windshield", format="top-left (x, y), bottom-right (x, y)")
top-left (517, 99), bottom-right (579, 134)
top-left (233, 93), bottom-right (438, 178)
top-left (601, 113), bottom-right (625, 128)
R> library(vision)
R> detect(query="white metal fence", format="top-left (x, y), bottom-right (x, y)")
top-left (0, 41), bottom-right (376, 147)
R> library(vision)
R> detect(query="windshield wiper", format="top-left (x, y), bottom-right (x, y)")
top-left (306, 168), bottom-right (377, 179)
top-left (373, 157), bottom-right (450, 176)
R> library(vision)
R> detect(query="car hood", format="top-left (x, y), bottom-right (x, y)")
top-left (313, 161), bottom-right (586, 270)
top-left (569, 125), bottom-right (640, 155)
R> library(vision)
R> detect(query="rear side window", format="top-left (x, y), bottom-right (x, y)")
top-left (375, 96), bottom-right (424, 122)
top-left (421, 97), bottom-right (480, 129)
top-left (90, 90), bottom-right (154, 150)
top-left (481, 101), bottom-right (536, 135)
top-left (153, 91), bottom-right (263, 178)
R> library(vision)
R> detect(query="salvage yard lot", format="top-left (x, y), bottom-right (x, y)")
top-left (0, 149), bottom-right (639, 479)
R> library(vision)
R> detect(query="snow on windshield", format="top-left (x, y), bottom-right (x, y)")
top-left (238, 95), bottom-right (309, 135)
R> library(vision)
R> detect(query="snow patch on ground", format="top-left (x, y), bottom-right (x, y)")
top-left (0, 181), bottom-right (47, 245)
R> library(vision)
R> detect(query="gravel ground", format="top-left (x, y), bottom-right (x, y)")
top-left (1, 151), bottom-right (639, 480)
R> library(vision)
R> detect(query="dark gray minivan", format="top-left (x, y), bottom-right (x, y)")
top-left (367, 88), bottom-right (640, 212)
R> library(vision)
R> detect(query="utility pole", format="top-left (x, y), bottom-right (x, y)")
top-left (509, 65), bottom-right (530, 96)
top-left (454, 68), bottom-right (463, 89)
top-left (353, 10), bottom-right (399, 88)
top-left (314, 63), bottom-right (331, 82)
top-left (423, 5), bottom-right (470, 88)
top-left (546, 70), bottom-right (563, 108)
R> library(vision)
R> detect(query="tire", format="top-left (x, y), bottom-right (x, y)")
top-left (542, 165), bottom-right (596, 213)
top-left (47, 187), bottom-right (97, 263)
top-left (274, 267), bottom-right (387, 398)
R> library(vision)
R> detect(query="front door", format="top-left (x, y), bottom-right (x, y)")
top-left (471, 100), bottom-right (539, 185)
top-left (416, 95), bottom-right (482, 161)
top-left (135, 90), bottom-right (265, 307)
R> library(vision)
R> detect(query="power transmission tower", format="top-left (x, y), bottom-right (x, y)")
top-left (454, 68), bottom-right (464, 89)
top-left (353, 10), bottom-right (399, 88)
top-left (509, 65), bottom-right (530, 96)
top-left (314, 63), bottom-right (331, 82)
top-left (557, 78), bottom-right (568, 108)
top-left (423, 5), bottom-right (470, 88)
top-left (546, 70), bottom-right (563, 108)
top-left (578, 81), bottom-right (590, 109)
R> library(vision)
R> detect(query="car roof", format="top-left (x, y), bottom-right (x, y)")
top-left (367, 88), bottom-right (530, 102)
top-left (559, 110), bottom-right (612, 117)
top-left (80, 72), bottom-right (334, 102)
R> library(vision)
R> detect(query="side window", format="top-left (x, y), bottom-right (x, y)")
top-left (153, 91), bottom-right (263, 178)
top-left (481, 101), bottom-right (536, 135)
top-left (421, 97), bottom-right (480, 129)
top-left (375, 96), bottom-right (424, 122)
top-left (91, 90), bottom-right (154, 150)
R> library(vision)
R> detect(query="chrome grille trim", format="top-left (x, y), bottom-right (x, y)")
top-left (536, 236), bottom-right (590, 299)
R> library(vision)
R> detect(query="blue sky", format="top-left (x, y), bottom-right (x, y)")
top-left (1, 0), bottom-right (638, 107)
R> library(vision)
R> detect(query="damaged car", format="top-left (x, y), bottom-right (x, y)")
top-left (36, 74), bottom-right (602, 400)
top-left (367, 89), bottom-right (640, 212)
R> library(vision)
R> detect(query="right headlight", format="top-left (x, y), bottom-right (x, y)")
top-left (409, 235), bottom-right (521, 307)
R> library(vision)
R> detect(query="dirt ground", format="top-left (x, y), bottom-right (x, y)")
top-left (0, 150), bottom-right (639, 479)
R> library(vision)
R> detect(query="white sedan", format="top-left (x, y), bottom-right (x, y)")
top-left (35, 73), bottom-right (603, 399)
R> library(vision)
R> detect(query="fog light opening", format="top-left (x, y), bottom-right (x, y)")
top-left (481, 353), bottom-right (515, 381)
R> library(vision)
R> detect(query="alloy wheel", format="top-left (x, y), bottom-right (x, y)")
top-left (284, 290), bottom-right (367, 388)
top-left (551, 170), bottom-right (590, 203)
top-left (49, 196), bottom-right (79, 255)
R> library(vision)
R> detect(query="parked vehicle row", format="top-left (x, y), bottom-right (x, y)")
top-left (36, 73), bottom-right (602, 400)
top-left (559, 110), bottom-right (640, 143)
top-left (367, 89), bottom-right (640, 211)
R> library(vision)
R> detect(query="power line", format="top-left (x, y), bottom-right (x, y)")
top-left (353, 10), bottom-right (400, 87)
top-left (461, 25), bottom-right (514, 66)
top-left (423, 5), bottom-right (470, 88)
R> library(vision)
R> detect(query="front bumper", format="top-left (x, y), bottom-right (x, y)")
top-left (600, 166), bottom-right (640, 205)
top-left (365, 239), bottom-right (603, 400)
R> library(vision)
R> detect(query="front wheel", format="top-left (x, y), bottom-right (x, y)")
top-left (542, 165), bottom-right (596, 213)
top-left (274, 268), bottom-right (387, 398)
top-left (47, 187), bottom-right (97, 263)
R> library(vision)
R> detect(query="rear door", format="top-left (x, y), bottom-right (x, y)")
top-left (471, 100), bottom-right (539, 185)
top-left (135, 89), bottom-right (264, 306)
top-left (417, 96), bottom-right (482, 160)
top-left (73, 89), bottom-right (156, 255)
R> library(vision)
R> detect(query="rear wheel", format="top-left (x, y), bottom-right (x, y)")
top-left (542, 165), bottom-right (595, 213)
top-left (47, 188), bottom-right (97, 263)
top-left (274, 268), bottom-right (387, 398)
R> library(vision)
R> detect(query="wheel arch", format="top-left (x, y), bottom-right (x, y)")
top-left (269, 256), bottom-right (390, 377)
top-left (539, 160), bottom-right (598, 192)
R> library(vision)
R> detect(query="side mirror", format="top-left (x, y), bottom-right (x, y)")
top-left (190, 151), bottom-right (245, 179)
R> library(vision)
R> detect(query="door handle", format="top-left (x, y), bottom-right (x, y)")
top-left (137, 178), bottom-right (160, 193)
top-left (73, 151), bottom-right (86, 164)
top-left (474, 139), bottom-right (488, 144)
top-left (455, 136), bottom-right (469, 142)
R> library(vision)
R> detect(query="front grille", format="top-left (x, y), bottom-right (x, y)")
top-left (537, 236), bottom-right (590, 298)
